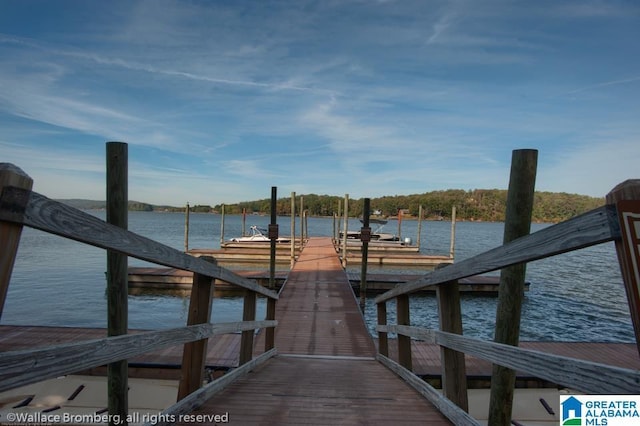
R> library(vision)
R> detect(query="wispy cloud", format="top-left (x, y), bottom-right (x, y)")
top-left (0, 0), bottom-right (638, 204)
top-left (563, 75), bottom-right (640, 96)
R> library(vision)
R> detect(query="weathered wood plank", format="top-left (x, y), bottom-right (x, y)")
top-left (376, 205), bottom-right (619, 303)
top-left (178, 355), bottom-right (451, 425)
top-left (0, 320), bottom-right (276, 393)
top-left (0, 187), bottom-right (278, 300)
top-left (147, 348), bottom-right (277, 426)
top-left (379, 325), bottom-right (640, 394)
top-left (377, 354), bottom-right (480, 426)
top-left (437, 331), bottom-right (640, 394)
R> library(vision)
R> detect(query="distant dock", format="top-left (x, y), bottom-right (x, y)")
top-left (128, 267), bottom-right (517, 294)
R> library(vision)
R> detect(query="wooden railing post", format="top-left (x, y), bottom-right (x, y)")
top-left (606, 180), bottom-right (640, 357)
top-left (240, 290), bottom-right (257, 365)
top-left (0, 164), bottom-right (33, 319)
top-left (436, 275), bottom-right (468, 411)
top-left (377, 302), bottom-right (388, 357)
top-left (397, 294), bottom-right (412, 370)
top-left (177, 267), bottom-right (214, 400)
top-left (265, 297), bottom-right (276, 351)
top-left (106, 142), bottom-right (129, 425)
top-left (488, 149), bottom-right (537, 426)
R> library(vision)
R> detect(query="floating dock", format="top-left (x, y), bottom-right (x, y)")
top-left (128, 268), bottom-right (518, 294)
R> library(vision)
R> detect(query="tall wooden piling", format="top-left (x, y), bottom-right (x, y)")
top-left (417, 205), bottom-right (423, 250)
top-left (606, 180), bottom-right (640, 356)
top-left (299, 196), bottom-right (304, 242)
top-left (336, 201), bottom-right (341, 241)
top-left (106, 142), bottom-right (129, 425)
top-left (488, 149), bottom-right (538, 426)
top-left (242, 208), bottom-right (247, 237)
top-left (359, 198), bottom-right (371, 312)
top-left (184, 203), bottom-right (189, 252)
top-left (0, 163), bottom-right (33, 319)
top-left (220, 204), bottom-right (225, 245)
top-left (449, 206), bottom-right (457, 259)
top-left (342, 194), bottom-right (349, 268)
top-left (265, 187), bottom-right (278, 351)
top-left (269, 187), bottom-right (277, 290)
top-left (290, 192), bottom-right (296, 268)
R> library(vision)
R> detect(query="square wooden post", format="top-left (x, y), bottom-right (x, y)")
top-left (436, 279), bottom-right (468, 411)
top-left (397, 294), bottom-right (412, 371)
top-left (265, 297), bottom-right (276, 351)
top-left (377, 302), bottom-right (388, 357)
top-left (240, 290), bottom-right (257, 365)
top-left (177, 271), bottom-right (214, 400)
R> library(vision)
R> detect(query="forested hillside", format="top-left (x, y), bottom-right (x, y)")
top-left (59, 189), bottom-right (603, 223)
top-left (215, 190), bottom-right (604, 223)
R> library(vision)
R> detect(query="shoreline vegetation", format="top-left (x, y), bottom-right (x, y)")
top-left (57, 189), bottom-right (603, 223)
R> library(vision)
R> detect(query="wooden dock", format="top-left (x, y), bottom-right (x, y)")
top-left (128, 268), bottom-right (513, 294)
top-left (4, 149), bottom-right (640, 425)
top-left (1, 237), bottom-right (638, 424)
top-left (182, 237), bottom-right (451, 424)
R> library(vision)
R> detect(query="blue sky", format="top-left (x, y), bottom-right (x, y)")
top-left (1, 0), bottom-right (639, 205)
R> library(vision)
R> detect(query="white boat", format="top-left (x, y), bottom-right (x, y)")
top-left (230, 226), bottom-right (291, 243)
top-left (339, 219), bottom-right (400, 242)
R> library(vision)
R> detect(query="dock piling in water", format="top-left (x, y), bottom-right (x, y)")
top-left (184, 202), bottom-right (189, 252)
top-left (489, 148), bottom-right (538, 426)
top-left (359, 198), bottom-right (371, 312)
top-left (106, 141), bottom-right (129, 425)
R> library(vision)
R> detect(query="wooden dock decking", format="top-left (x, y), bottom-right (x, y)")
top-left (184, 237), bottom-right (451, 424)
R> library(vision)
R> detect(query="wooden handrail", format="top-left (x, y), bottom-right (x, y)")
top-left (375, 205), bottom-right (619, 303)
top-left (0, 158), bottom-right (280, 415)
top-left (147, 348), bottom-right (278, 426)
top-left (377, 354), bottom-right (480, 426)
top-left (0, 320), bottom-right (276, 393)
top-left (378, 324), bottom-right (640, 394)
top-left (0, 186), bottom-right (278, 300)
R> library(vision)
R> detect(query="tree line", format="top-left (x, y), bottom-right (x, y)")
top-left (213, 189), bottom-right (604, 223)
top-left (60, 189), bottom-right (604, 223)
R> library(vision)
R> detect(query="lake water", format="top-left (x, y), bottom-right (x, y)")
top-left (2, 211), bottom-right (635, 343)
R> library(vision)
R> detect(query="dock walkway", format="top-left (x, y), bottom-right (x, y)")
top-left (183, 237), bottom-right (451, 424)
